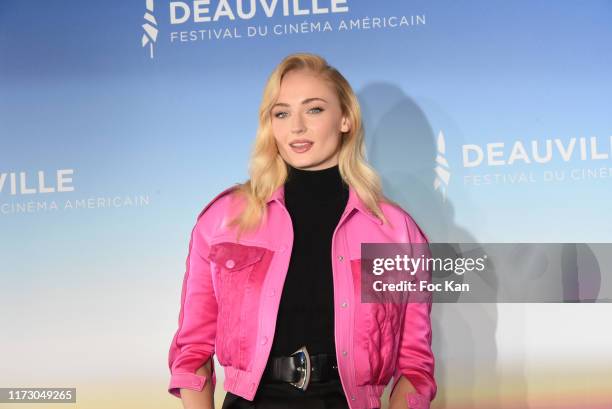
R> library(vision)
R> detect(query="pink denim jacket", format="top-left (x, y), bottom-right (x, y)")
top-left (167, 183), bottom-right (436, 409)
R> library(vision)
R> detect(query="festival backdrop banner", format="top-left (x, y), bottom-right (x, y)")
top-left (1, 1), bottom-right (611, 408)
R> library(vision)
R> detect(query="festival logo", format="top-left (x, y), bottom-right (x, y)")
top-left (142, 0), bottom-right (159, 59)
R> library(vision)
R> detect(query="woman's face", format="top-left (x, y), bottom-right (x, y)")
top-left (270, 69), bottom-right (350, 171)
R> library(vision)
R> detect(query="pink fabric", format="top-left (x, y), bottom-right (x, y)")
top-left (167, 184), bottom-right (436, 408)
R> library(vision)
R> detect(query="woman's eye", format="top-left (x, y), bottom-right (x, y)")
top-left (273, 107), bottom-right (324, 119)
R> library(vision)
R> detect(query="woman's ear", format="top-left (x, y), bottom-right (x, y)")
top-left (341, 117), bottom-right (350, 133)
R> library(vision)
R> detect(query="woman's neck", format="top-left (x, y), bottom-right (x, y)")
top-left (284, 163), bottom-right (347, 201)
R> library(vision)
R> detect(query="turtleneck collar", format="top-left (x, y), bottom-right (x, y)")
top-left (284, 163), bottom-right (348, 201)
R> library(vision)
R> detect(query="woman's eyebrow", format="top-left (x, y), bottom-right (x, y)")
top-left (272, 97), bottom-right (328, 108)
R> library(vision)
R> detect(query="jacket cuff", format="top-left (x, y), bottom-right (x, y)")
top-left (168, 372), bottom-right (208, 398)
top-left (405, 392), bottom-right (430, 409)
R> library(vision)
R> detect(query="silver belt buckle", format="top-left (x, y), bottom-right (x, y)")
top-left (290, 346), bottom-right (311, 391)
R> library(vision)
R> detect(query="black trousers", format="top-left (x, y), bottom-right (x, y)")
top-left (221, 379), bottom-right (350, 409)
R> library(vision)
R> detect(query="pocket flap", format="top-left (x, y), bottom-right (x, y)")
top-left (209, 242), bottom-right (265, 271)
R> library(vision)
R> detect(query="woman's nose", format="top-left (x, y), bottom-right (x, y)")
top-left (291, 113), bottom-right (306, 134)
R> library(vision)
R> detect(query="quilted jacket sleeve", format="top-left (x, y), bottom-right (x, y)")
top-left (391, 213), bottom-right (437, 409)
top-left (167, 213), bottom-right (218, 398)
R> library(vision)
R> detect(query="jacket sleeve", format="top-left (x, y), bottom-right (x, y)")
top-left (167, 214), bottom-right (218, 398)
top-left (391, 214), bottom-right (436, 409)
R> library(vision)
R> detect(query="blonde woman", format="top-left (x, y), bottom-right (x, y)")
top-left (167, 53), bottom-right (436, 409)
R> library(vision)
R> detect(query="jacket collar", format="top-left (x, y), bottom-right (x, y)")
top-left (267, 183), bottom-right (382, 225)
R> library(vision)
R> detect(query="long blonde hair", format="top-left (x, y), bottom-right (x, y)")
top-left (228, 52), bottom-right (390, 240)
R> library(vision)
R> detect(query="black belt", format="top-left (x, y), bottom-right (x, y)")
top-left (262, 346), bottom-right (339, 391)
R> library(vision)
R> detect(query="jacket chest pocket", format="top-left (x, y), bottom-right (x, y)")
top-left (210, 241), bottom-right (265, 277)
top-left (208, 241), bottom-right (268, 369)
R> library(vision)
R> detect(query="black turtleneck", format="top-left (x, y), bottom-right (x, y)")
top-left (269, 163), bottom-right (350, 357)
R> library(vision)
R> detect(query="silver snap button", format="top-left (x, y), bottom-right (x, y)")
top-left (341, 301), bottom-right (348, 308)
top-left (225, 259), bottom-right (235, 269)
top-left (342, 350), bottom-right (347, 356)
top-left (338, 255), bottom-right (344, 261)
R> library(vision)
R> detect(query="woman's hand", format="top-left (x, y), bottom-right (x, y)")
top-left (180, 359), bottom-right (214, 409)
top-left (388, 375), bottom-right (417, 409)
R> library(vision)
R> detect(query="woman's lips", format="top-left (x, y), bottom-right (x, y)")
top-left (289, 141), bottom-right (313, 153)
